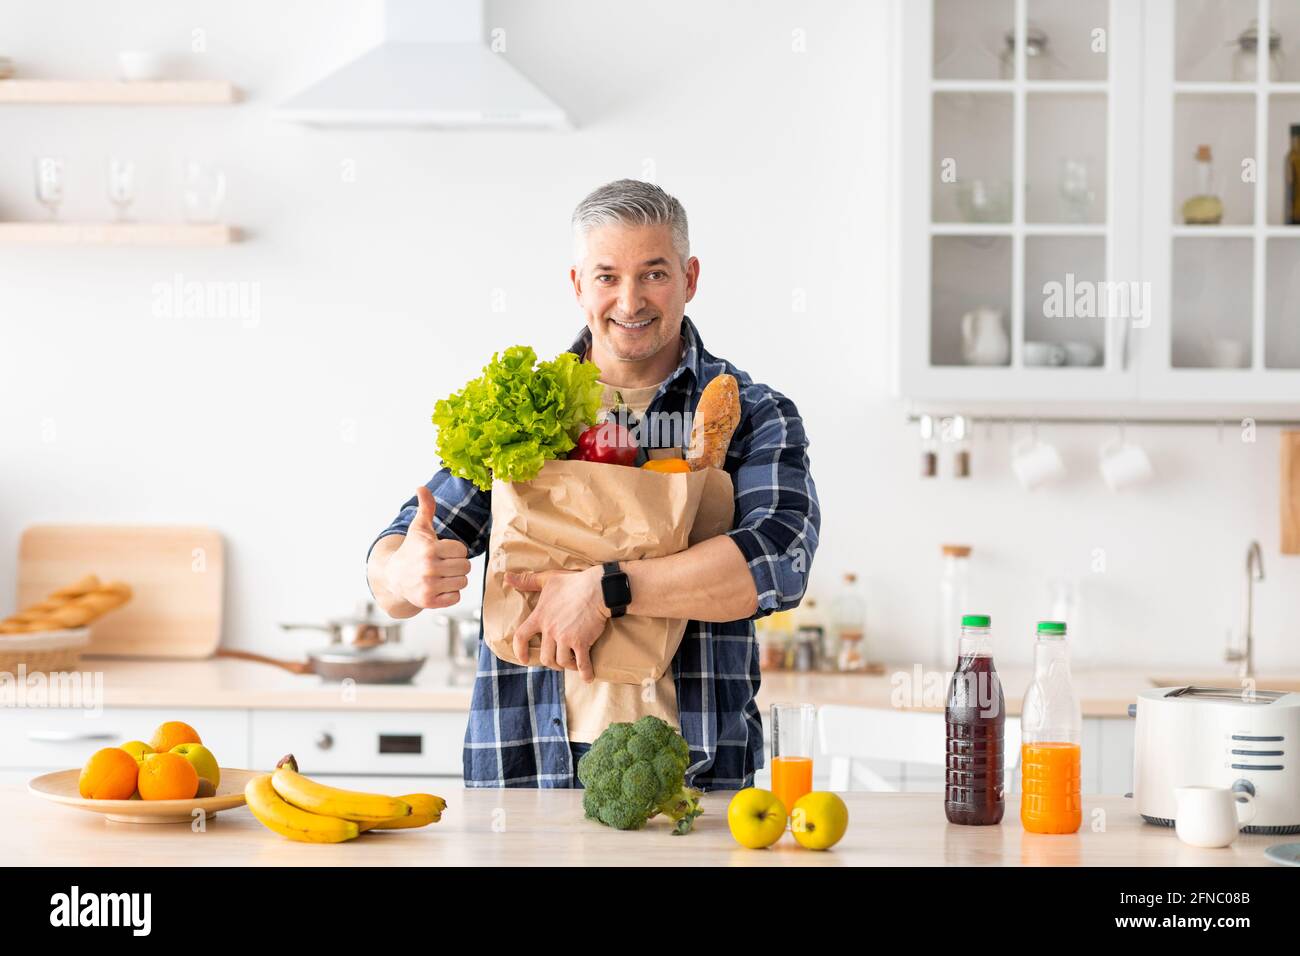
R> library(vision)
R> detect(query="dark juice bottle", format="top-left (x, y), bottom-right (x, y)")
top-left (945, 614), bottom-right (1005, 825)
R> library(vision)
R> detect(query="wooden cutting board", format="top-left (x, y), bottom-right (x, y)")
top-left (17, 525), bottom-right (223, 658)
top-left (1284, 432), bottom-right (1300, 555)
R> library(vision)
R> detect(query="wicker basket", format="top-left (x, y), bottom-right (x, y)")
top-left (0, 628), bottom-right (90, 673)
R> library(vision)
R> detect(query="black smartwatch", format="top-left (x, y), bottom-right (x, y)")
top-left (600, 561), bottom-right (631, 618)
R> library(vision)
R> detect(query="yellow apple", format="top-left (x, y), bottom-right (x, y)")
top-left (791, 791), bottom-right (849, 850)
top-left (119, 740), bottom-right (153, 765)
top-left (170, 743), bottom-right (220, 788)
top-left (727, 787), bottom-right (787, 849)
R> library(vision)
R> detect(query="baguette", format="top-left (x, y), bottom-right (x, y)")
top-left (686, 373), bottom-right (741, 471)
top-left (0, 576), bottom-right (132, 636)
top-left (47, 574), bottom-right (101, 600)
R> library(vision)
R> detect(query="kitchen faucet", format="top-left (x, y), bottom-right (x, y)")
top-left (1226, 540), bottom-right (1265, 680)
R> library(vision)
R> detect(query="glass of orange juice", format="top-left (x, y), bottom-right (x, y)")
top-left (770, 702), bottom-right (816, 828)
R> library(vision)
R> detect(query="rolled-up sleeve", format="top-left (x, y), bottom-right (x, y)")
top-left (366, 468), bottom-right (494, 565)
top-left (723, 387), bottom-right (820, 619)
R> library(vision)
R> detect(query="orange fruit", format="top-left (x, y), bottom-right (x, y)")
top-left (137, 752), bottom-right (199, 801)
top-left (641, 458), bottom-right (691, 474)
top-left (79, 747), bottom-right (139, 800)
top-left (149, 720), bottom-right (201, 754)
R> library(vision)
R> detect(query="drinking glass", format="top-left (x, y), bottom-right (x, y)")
top-left (770, 702), bottom-right (816, 827)
top-left (1058, 158), bottom-right (1095, 223)
top-left (107, 158), bottom-right (135, 221)
top-left (34, 157), bottom-right (65, 219)
top-left (183, 161), bottom-right (226, 223)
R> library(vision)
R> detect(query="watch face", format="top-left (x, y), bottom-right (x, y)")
top-left (602, 572), bottom-right (631, 608)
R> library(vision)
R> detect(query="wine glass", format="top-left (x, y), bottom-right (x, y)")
top-left (33, 157), bottom-right (65, 219)
top-left (107, 158), bottom-right (136, 221)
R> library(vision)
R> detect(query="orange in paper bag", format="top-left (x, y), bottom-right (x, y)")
top-left (483, 458), bottom-right (735, 684)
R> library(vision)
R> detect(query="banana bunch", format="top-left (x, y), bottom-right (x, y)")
top-left (243, 754), bottom-right (447, 844)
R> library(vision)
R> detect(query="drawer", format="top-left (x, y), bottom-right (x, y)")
top-left (0, 707), bottom-right (250, 769)
top-left (250, 710), bottom-right (465, 776)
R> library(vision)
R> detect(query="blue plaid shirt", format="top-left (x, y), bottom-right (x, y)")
top-left (368, 316), bottom-right (820, 790)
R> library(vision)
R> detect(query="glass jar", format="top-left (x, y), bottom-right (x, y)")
top-left (830, 572), bottom-right (868, 671)
top-left (757, 628), bottom-right (788, 672)
top-left (795, 599), bottom-right (828, 670)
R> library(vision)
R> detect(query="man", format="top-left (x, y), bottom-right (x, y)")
top-left (366, 179), bottom-right (820, 791)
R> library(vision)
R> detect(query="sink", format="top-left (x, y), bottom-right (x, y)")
top-left (1149, 676), bottom-right (1300, 694)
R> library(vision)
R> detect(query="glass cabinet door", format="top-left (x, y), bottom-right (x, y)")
top-left (899, 0), bottom-right (1139, 402)
top-left (1139, 0), bottom-right (1300, 399)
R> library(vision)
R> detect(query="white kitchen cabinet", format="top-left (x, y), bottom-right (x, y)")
top-left (0, 707), bottom-right (250, 770)
top-left (249, 709), bottom-right (465, 776)
top-left (1137, 0), bottom-right (1300, 401)
top-left (896, 0), bottom-right (1300, 406)
top-left (897, 0), bottom-right (1144, 403)
top-left (762, 712), bottom-right (1134, 795)
top-left (0, 705), bottom-right (468, 778)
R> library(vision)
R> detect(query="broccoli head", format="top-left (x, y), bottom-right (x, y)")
top-left (577, 715), bottom-right (703, 835)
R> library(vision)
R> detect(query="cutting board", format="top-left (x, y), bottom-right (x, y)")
top-left (1284, 432), bottom-right (1300, 555)
top-left (17, 525), bottom-right (223, 658)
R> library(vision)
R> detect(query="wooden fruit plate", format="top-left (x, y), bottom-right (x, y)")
top-left (28, 768), bottom-right (259, 823)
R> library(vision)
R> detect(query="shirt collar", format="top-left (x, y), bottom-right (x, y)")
top-left (567, 315), bottom-right (704, 391)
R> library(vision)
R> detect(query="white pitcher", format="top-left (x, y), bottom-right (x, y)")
top-left (960, 307), bottom-right (1010, 366)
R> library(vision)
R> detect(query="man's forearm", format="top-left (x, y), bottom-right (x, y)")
top-left (622, 535), bottom-right (758, 623)
top-left (366, 535), bottom-right (421, 619)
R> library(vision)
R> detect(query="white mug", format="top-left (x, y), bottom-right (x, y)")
top-left (1174, 785), bottom-right (1256, 848)
top-left (1023, 341), bottom-right (1066, 367)
top-left (1098, 438), bottom-right (1153, 491)
top-left (1011, 437), bottom-right (1065, 490)
top-left (1062, 340), bottom-right (1100, 367)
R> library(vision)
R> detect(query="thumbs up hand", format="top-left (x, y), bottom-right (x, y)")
top-left (384, 486), bottom-right (471, 610)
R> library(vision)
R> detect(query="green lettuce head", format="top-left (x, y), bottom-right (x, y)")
top-left (432, 346), bottom-right (602, 491)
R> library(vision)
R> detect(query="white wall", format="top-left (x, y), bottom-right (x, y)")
top-left (2, 0), bottom-right (1298, 673)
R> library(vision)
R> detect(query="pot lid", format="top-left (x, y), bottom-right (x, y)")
top-left (310, 643), bottom-right (425, 665)
top-left (331, 600), bottom-right (398, 627)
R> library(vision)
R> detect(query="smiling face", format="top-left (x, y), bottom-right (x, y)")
top-left (570, 222), bottom-right (699, 386)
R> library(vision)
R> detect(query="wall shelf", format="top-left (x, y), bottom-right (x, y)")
top-left (0, 80), bottom-right (237, 105)
top-left (0, 223), bottom-right (239, 245)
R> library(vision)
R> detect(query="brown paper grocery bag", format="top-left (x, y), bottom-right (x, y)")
top-left (483, 458), bottom-right (735, 684)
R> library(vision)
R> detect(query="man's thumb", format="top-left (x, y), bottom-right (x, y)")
top-left (411, 485), bottom-right (439, 537)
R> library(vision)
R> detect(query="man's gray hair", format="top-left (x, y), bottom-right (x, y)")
top-left (571, 179), bottom-right (690, 266)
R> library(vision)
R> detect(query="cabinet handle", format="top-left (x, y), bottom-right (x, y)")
top-left (315, 732), bottom-right (334, 751)
top-left (27, 730), bottom-right (116, 743)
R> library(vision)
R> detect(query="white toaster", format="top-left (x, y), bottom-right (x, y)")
top-left (1133, 685), bottom-right (1300, 834)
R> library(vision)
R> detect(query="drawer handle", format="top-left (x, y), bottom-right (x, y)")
top-left (315, 732), bottom-right (334, 751)
top-left (27, 730), bottom-right (117, 743)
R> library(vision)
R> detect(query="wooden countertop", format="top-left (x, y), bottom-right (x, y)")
top-left (8, 784), bottom-right (1279, 866)
top-left (59, 656), bottom-right (1202, 717)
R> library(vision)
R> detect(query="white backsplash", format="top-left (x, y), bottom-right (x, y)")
top-left (1, 0), bottom-right (1296, 673)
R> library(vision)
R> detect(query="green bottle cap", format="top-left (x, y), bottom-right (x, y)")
top-left (1037, 620), bottom-right (1067, 634)
top-left (961, 614), bottom-right (991, 628)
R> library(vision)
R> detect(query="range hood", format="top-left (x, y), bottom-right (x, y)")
top-left (275, 0), bottom-right (571, 129)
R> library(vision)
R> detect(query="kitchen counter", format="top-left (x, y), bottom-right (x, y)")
top-left (61, 656), bottom-right (476, 711)
top-left (52, 656), bottom-right (1246, 717)
top-left (7, 784), bottom-right (1279, 866)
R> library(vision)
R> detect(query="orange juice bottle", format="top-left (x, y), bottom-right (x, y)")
top-left (771, 755), bottom-right (813, 817)
top-left (1020, 621), bottom-right (1082, 834)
